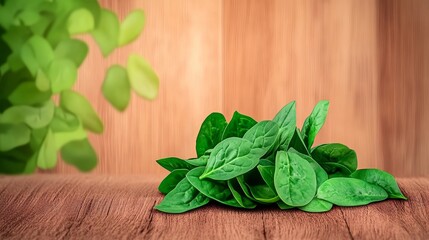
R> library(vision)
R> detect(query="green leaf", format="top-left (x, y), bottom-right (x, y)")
top-left (29, 9), bottom-right (55, 36)
top-left (102, 65), bottom-right (131, 111)
top-left (196, 112), bottom-right (227, 157)
top-left (91, 9), bottom-right (119, 57)
top-left (277, 201), bottom-right (294, 210)
top-left (240, 166), bottom-right (278, 204)
top-left (36, 129), bottom-right (57, 169)
top-left (17, 9), bottom-right (40, 26)
top-left (53, 125), bottom-right (87, 150)
top-left (0, 146), bottom-right (37, 174)
top-left (67, 8), bottom-right (94, 35)
top-left (155, 177), bottom-right (210, 214)
top-left (288, 148), bottom-right (328, 188)
top-left (0, 100), bottom-right (54, 129)
top-left (272, 101), bottom-right (296, 148)
top-left (350, 169), bottom-right (407, 200)
top-left (158, 169), bottom-right (189, 195)
top-left (2, 25), bottom-right (31, 52)
top-left (48, 59), bottom-right (77, 93)
top-left (50, 107), bottom-right (80, 133)
top-left (60, 90), bottom-right (104, 133)
top-left (54, 39), bottom-right (88, 67)
top-left (200, 137), bottom-right (262, 180)
top-left (60, 138), bottom-right (97, 172)
top-left (20, 35), bottom-right (54, 75)
top-left (50, 107), bottom-right (87, 150)
top-left (8, 81), bottom-right (51, 105)
top-left (222, 111), bottom-right (257, 140)
top-left (127, 54), bottom-right (159, 100)
top-left (301, 100), bottom-right (329, 148)
top-left (186, 155), bottom-right (208, 167)
top-left (288, 128), bottom-right (310, 155)
top-left (29, 127), bottom-right (48, 152)
top-left (259, 158), bottom-right (274, 166)
top-left (46, 0), bottom-right (100, 46)
top-left (257, 165), bottom-right (276, 192)
top-left (299, 198), bottom-right (333, 213)
top-left (7, 52), bottom-right (25, 71)
top-left (236, 175), bottom-right (257, 201)
top-left (243, 120), bottom-right (279, 156)
top-left (35, 70), bottom-right (50, 91)
top-left (274, 151), bottom-right (317, 207)
top-left (247, 183), bottom-right (279, 203)
top-left (227, 178), bottom-right (257, 209)
top-left (317, 178), bottom-right (388, 206)
top-left (186, 167), bottom-right (242, 208)
top-left (118, 10), bottom-right (145, 46)
top-left (311, 143), bottom-right (357, 176)
top-left (0, 123), bottom-right (31, 151)
top-left (156, 157), bottom-right (194, 172)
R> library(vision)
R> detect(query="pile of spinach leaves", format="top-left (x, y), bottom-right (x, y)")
top-left (155, 101), bottom-right (407, 213)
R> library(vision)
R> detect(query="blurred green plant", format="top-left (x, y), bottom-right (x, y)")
top-left (0, 0), bottom-right (159, 174)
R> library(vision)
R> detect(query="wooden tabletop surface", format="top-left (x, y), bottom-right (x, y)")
top-left (0, 175), bottom-right (428, 239)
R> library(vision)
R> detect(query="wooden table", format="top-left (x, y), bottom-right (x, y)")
top-left (0, 175), bottom-right (428, 239)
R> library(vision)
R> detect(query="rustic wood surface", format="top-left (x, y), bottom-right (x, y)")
top-left (0, 176), bottom-right (427, 239)
top-left (49, 0), bottom-right (429, 177)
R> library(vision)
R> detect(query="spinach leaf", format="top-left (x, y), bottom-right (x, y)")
top-left (196, 112), bottom-right (227, 157)
top-left (243, 120), bottom-right (279, 155)
top-left (200, 137), bottom-right (262, 180)
top-left (272, 101), bottom-right (296, 149)
top-left (156, 100), bottom-right (407, 213)
top-left (186, 155), bottom-right (208, 167)
top-left (259, 159), bottom-right (274, 166)
top-left (301, 100), bottom-right (329, 148)
top-left (288, 128), bottom-right (310, 155)
top-left (288, 148), bottom-right (328, 187)
top-left (247, 183), bottom-right (279, 203)
top-left (274, 151), bottom-right (317, 207)
top-left (277, 201), bottom-right (294, 210)
top-left (155, 178), bottom-right (210, 214)
top-left (299, 198), bottom-right (333, 213)
top-left (158, 169), bottom-right (189, 194)
top-left (118, 10), bottom-right (145, 46)
top-left (127, 54), bottom-right (159, 100)
top-left (317, 178), bottom-right (388, 206)
top-left (0, 100), bottom-right (55, 129)
top-left (0, 123), bottom-right (31, 151)
top-left (60, 138), bottom-right (97, 172)
top-left (156, 157), bottom-right (194, 172)
top-left (311, 143), bottom-right (357, 176)
top-left (240, 166), bottom-right (278, 204)
top-left (227, 178), bottom-right (257, 209)
top-left (222, 111), bottom-right (257, 140)
top-left (186, 167), bottom-right (242, 208)
top-left (257, 165), bottom-right (276, 191)
top-left (236, 175), bottom-right (257, 201)
top-left (350, 169), bottom-right (407, 200)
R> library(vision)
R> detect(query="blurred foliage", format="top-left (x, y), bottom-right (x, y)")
top-left (0, 0), bottom-right (159, 174)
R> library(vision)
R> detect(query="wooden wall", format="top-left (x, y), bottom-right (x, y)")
top-left (53, 0), bottom-right (429, 178)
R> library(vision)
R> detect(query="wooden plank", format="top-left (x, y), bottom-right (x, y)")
top-left (0, 176), bottom-right (428, 239)
top-left (223, 0), bottom-right (382, 172)
top-left (377, 0), bottom-right (429, 177)
top-left (53, 0), bottom-right (223, 176)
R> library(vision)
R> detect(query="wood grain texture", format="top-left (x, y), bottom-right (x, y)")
top-left (0, 176), bottom-right (428, 239)
top-left (50, 0), bottom-right (429, 177)
top-left (377, 0), bottom-right (429, 177)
